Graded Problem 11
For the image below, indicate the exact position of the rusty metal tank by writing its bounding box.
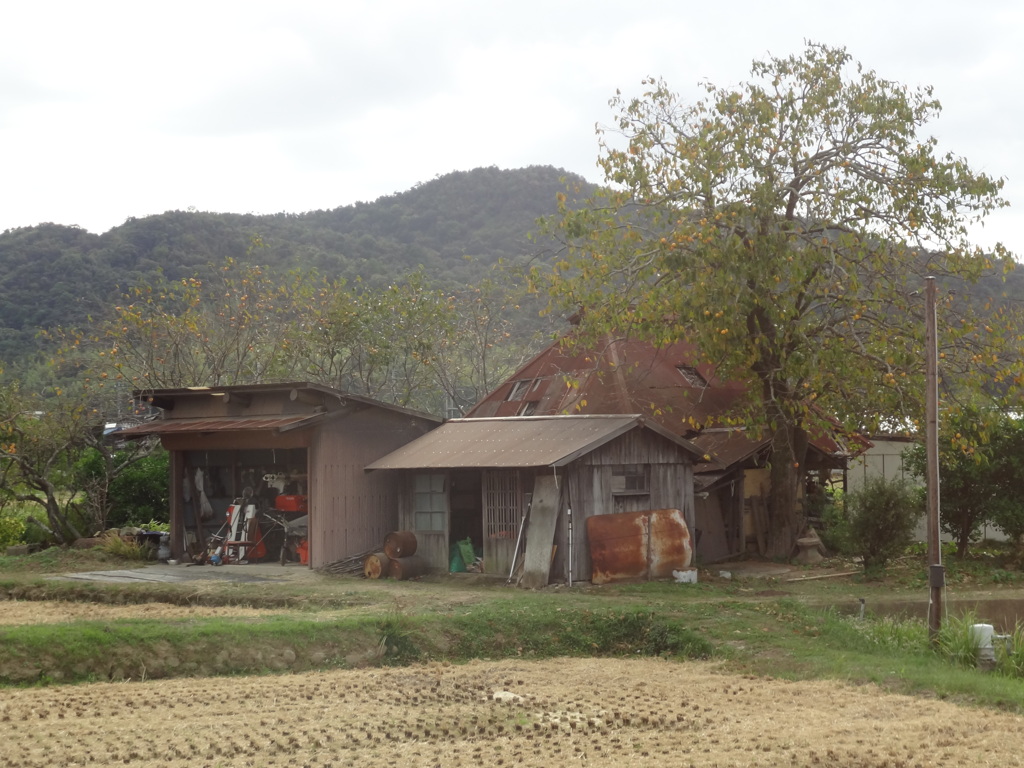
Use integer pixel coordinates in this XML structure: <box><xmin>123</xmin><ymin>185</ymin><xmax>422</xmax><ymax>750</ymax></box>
<box><xmin>383</xmin><ymin>530</ymin><xmax>418</xmax><ymax>559</ymax></box>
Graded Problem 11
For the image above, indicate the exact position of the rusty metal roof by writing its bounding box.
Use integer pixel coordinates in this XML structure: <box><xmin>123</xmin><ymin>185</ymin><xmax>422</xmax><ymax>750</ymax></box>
<box><xmin>115</xmin><ymin>414</ymin><xmax>323</xmax><ymax>437</ymax></box>
<box><xmin>465</xmin><ymin>334</ymin><xmax>866</xmax><ymax>468</ymax></box>
<box><xmin>366</xmin><ymin>414</ymin><xmax>703</xmax><ymax>470</ymax></box>
<box><xmin>690</xmin><ymin>428</ymin><xmax>767</xmax><ymax>472</ymax></box>
<box><xmin>465</xmin><ymin>335</ymin><xmax>745</xmax><ymax>427</ymax></box>
<box><xmin>690</xmin><ymin>426</ymin><xmax>860</xmax><ymax>474</ymax></box>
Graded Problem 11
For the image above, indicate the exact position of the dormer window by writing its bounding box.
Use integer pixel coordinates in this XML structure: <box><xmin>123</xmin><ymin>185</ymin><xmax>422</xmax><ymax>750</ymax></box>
<box><xmin>676</xmin><ymin>365</ymin><xmax>707</xmax><ymax>388</ymax></box>
<box><xmin>507</xmin><ymin>379</ymin><xmax>540</xmax><ymax>401</ymax></box>
<box><xmin>517</xmin><ymin>401</ymin><xmax>538</xmax><ymax>416</ymax></box>
<box><xmin>507</xmin><ymin>380</ymin><xmax>530</xmax><ymax>401</ymax></box>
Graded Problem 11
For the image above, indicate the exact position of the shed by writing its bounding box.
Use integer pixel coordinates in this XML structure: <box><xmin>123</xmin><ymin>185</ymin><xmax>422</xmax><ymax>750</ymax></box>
<box><xmin>116</xmin><ymin>383</ymin><xmax>439</xmax><ymax>568</ymax></box>
<box><xmin>366</xmin><ymin>414</ymin><xmax>704</xmax><ymax>585</ymax></box>
<box><xmin>465</xmin><ymin>331</ymin><xmax>864</xmax><ymax>562</ymax></box>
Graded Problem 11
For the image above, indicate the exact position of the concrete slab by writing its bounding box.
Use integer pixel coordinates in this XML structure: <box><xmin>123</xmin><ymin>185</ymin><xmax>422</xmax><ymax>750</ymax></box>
<box><xmin>54</xmin><ymin>563</ymin><xmax>318</xmax><ymax>585</ymax></box>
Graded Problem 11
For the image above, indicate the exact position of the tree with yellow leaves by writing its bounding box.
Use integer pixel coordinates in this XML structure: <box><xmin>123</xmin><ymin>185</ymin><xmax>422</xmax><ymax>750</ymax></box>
<box><xmin>535</xmin><ymin>43</ymin><xmax>1014</xmax><ymax>557</ymax></box>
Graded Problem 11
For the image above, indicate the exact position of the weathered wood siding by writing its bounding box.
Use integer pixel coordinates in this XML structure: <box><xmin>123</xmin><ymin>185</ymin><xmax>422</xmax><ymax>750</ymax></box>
<box><xmin>482</xmin><ymin>469</ymin><xmax>522</xmax><ymax>576</ymax></box>
<box><xmin>553</xmin><ymin>429</ymin><xmax>695</xmax><ymax>584</ymax></box>
<box><xmin>394</xmin><ymin>469</ymin><xmax>526</xmax><ymax>576</ymax></box>
<box><xmin>310</xmin><ymin>409</ymin><xmax>434</xmax><ymax>569</ymax></box>
<box><xmin>395</xmin><ymin>473</ymin><xmax>450</xmax><ymax>571</ymax></box>
<box><xmin>169</xmin><ymin>450</ymin><xmax>185</xmax><ymax>557</ymax></box>
<box><xmin>694</xmin><ymin>474</ymin><xmax>745</xmax><ymax>563</ymax></box>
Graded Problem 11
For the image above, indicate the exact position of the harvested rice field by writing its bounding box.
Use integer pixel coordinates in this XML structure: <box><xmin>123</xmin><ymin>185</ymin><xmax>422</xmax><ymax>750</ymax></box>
<box><xmin>0</xmin><ymin>600</ymin><xmax>281</xmax><ymax>625</ymax></box>
<box><xmin>2</xmin><ymin>657</ymin><xmax>1022</xmax><ymax>767</ymax></box>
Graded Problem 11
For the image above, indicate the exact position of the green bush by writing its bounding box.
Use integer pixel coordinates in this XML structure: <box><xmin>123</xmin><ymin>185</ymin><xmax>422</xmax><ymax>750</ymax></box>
<box><xmin>937</xmin><ymin>610</ymin><xmax>982</xmax><ymax>669</ymax></box>
<box><xmin>826</xmin><ymin>476</ymin><xmax>923</xmax><ymax>574</ymax></box>
<box><xmin>0</xmin><ymin>509</ymin><xmax>26</xmax><ymax>548</ymax></box>
<box><xmin>74</xmin><ymin>448</ymin><xmax>170</xmax><ymax>528</ymax></box>
<box><xmin>999</xmin><ymin>621</ymin><xmax>1024</xmax><ymax>678</ymax></box>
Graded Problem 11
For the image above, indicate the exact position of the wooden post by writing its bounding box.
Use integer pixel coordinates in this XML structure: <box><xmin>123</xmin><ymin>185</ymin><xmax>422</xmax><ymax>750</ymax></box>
<box><xmin>925</xmin><ymin>277</ymin><xmax>944</xmax><ymax>644</ymax></box>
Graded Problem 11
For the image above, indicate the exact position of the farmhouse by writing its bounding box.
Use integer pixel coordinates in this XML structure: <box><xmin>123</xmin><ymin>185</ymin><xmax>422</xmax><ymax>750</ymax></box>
<box><xmin>465</xmin><ymin>332</ymin><xmax>863</xmax><ymax>562</ymax></box>
<box><xmin>117</xmin><ymin>382</ymin><xmax>439</xmax><ymax>568</ymax></box>
<box><xmin>366</xmin><ymin>414</ymin><xmax>704</xmax><ymax>585</ymax></box>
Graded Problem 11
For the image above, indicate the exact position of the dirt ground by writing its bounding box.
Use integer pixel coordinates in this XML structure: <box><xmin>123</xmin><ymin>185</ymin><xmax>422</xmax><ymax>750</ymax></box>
<box><xmin>2</xmin><ymin>657</ymin><xmax>1022</xmax><ymax>768</ymax></box>
<box><xmin>0</xmin><ymin>600</ymin><xmax>286</xmax><ymax>625</ymax></box>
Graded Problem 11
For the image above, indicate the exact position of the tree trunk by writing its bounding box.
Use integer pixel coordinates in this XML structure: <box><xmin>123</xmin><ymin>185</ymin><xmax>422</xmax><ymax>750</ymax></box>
<box><xmin>765</xmin><ymin>424</ymin><xmax>809</xmax><ymax>559</ymax></box>
<box><xmin>44</xmin><ymin>490</ymin><xmax>83</xmax><ymax>544</ymax></box>
<box><xmin>26</xmin><ymin>516</ymin><xmax>55</xmax><ymax>538</ymax></box>
<box><xmin>956</xmin><ymin>521</ymin><xmax>971</xmax><ymax>559</ymax></box>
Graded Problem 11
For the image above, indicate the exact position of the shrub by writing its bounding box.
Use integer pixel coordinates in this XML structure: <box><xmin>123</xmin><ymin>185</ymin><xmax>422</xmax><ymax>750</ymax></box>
<box><xmin>97</xmin><ymin>532</ymin><xmax>153</xmax><ymax>561</ymax></box>
<box><xmin>827</xmin><ymin>476</ymin><xmax>923</xmax><ymax>574</ymax></box>
<box><xmin>937</xmin><ymin>610</ymin><xmax>982</xmax><ymax>669</ymax></box>
<box><xmin>0</xmin><ymin>509</ymin><xmax>26</xmax><ymax>548</ymax></box>
<box><xmin>74</xmin><ymin>448</ymin><xmax>170</xmax><ymax>529</ymax></box>
<box><xmin>998</xmin><ymin>621</ymin><xmax>1024</xmax><ymax>678</ymax></box>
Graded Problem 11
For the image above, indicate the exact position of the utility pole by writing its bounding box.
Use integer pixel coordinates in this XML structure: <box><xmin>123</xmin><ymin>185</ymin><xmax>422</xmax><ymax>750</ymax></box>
<box><xmin>925</xmin><ymin>276</ymin><xmax>944</xmax><ymax>644</ymax></box>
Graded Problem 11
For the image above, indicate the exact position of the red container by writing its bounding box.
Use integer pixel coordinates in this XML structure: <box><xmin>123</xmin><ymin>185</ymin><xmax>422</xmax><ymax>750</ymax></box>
<box><xmin>275</xmin><ymin>494</ymin><xmax>308</xmax><ymax>512</ymax></box>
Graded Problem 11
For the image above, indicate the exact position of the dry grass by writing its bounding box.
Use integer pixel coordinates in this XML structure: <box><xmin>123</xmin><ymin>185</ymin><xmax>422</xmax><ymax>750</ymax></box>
<box><xmin>2</xmin><ymin>657</ymin><xmax>1023</xmax><ymax>767</ymax></box>
<box><xmin>0</xmin><ymin>599</ymin><xmax>296</xmax><ymax>625</ymax></box>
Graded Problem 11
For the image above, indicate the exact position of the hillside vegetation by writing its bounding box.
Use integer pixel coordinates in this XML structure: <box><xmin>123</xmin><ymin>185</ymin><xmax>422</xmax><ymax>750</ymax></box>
<box><xmin>2</xmin><ymin>163</ymin><xmax>1022</xmax><ymax>390</ymax></box>
<box><xmin>0</xmin><ymin>165</ymin><xmax>594</xmax><ymax>365</ymax></box>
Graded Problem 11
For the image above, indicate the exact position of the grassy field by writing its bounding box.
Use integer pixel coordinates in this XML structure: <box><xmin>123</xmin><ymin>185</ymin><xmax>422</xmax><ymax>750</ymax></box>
<box><xmin>4</xmin><ymin>548</ymin><xmax>1024</xmax><ymax>767</ymax></box>
<box><xmin>1</xmin><ymin>547</ymin><xmax>1024</xmax><ymax>711</ymax></box>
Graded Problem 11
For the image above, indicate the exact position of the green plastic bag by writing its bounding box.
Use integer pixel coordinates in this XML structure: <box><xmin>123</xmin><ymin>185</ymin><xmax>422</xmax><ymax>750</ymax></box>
<box><xmin>457</xmin><ymin>538</ymin><xmax>476</xmax><ymax>568</ymax></box>
<box><xmin>449</xmin><ymin>544</ymin><xmax>466</xmax><ymax>573</ymax></box>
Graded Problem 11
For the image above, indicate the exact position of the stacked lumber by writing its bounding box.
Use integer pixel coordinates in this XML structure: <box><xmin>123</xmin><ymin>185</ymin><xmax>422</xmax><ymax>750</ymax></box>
<box><xmin>316</xmin><ymin>550</ymin><xmax>374</xmax><ymax>576</ymax></box>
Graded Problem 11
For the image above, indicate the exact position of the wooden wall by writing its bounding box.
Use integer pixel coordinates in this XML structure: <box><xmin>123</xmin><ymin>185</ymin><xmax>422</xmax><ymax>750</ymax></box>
<box><xmin>554</xmin><ymin>430</ymin><xmax>695</xmax><ymax>584</ymax></box>
<box><xmin>385</xmin><ymin>429</ymin><xmax>698</xmax><ymax>583</ymax></box>
<box><xmin>694</xmin><ymin>474</ymin><xmax>744</xmax><ymax>564</ymax></box>
<box><xmin>310</xmin><ymin>409</ymin><xmax>435</xmax><ymax>568</ymax></box>
<box><xmin>394</xmin><ymin>473</ymin><xmax>449</xmax><ymax>571</ymax></box>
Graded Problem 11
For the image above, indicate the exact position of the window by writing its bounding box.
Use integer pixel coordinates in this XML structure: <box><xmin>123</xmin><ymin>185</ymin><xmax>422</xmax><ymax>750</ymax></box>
<box><xmin>676</xmin><ymin>365</ymin><xmax>708</xmax><ymax>388</ymax></box>
<box><xmin>611</xmin><ymin>465</ymin><xmax>649</xmax><ymax>495</ymax></box>
<box><xmin>506</xmin><ymin>379</ymin><xmax>532</xmax><ymax>401</ymax></box>
<box><xmin>484</xmin><ymin>470</ymin><xmax>521</xmax><ymax>540</ymax></box>
<box><xmin>413</xmin><ymin>473</ymin><xmax>446</xmax><ymax>532</ymax></box>
<box><xmin>517</xmin><ymin>400</ymin><xmax>538</xmax><ymax>416</ymax></box>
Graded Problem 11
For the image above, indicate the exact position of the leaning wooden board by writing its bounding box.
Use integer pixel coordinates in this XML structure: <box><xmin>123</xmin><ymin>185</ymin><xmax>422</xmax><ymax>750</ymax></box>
<box><xmin>519</xmin><ymin>475</ymin><xmax>561</xmax><ymax>589</ymax></box>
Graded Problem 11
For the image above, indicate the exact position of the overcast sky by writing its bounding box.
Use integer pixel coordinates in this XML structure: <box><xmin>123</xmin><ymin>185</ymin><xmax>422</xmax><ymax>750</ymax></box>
<box><xmin>1</xmin><ymin>1</ymin><xmax>1021</xmax><ymax>256</ymax></box>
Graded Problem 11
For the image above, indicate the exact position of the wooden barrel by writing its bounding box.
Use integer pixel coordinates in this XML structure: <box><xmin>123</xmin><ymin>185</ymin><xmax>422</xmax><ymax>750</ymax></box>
<box><xmin>363</xmin><ymin>552</ymin><xmax>392</xmax><ymax>579</ymax></box>
<box><xmin>383</xmin><ymin>530</ymin><xmax>418</xmax><ymax>559</ymax></box>
<box><xmin>389</xmin><ymin>555</ymin><xmax>428</xmax><ymax>581</ymax></box>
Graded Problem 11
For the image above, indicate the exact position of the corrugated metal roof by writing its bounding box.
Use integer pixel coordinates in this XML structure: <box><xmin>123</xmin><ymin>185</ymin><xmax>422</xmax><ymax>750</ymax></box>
<box><xmin>132</xmin><ymin>382</ymin><xmax>440</xmax><ymax>423</ymax></box>
<box><xmin>115</xmin><ymin>414</ymin><xmax>322</xmax><ymax>437</ymax></box>
<box><xmin>465</xmin><ymin>334</ymin><xmax>866</xmax><ymax>467</ymax></box>
<box><xmin>690</xmin><ymin>429</ymin><xmax>767</xmax><ymax>471</ymax></box>
<box><xmin>465</xmin><ymin>336</ymin><xmax>746</xmax><ymax>428</ymax></box>
<box><xmin>690</xmin><ymin>426</ymin><xmax>860</xmax><ymax>474</ymax></box>
<box><xmin>366</xmin><ymin>414</ymin><xmax>702</xmax><ymax>470</ymax></box>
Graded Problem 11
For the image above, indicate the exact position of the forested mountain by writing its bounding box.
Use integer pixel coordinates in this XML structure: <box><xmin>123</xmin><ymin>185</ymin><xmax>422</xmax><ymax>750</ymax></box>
<box><xmin>0</xmin><ymin>165</ymin><xmax>594</xmax><ymax>365</ymax></box>
<box><xmin>2</xmin><ymin>163</ymin><xmax>1022</xmax><ymax>373</ymax></box>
